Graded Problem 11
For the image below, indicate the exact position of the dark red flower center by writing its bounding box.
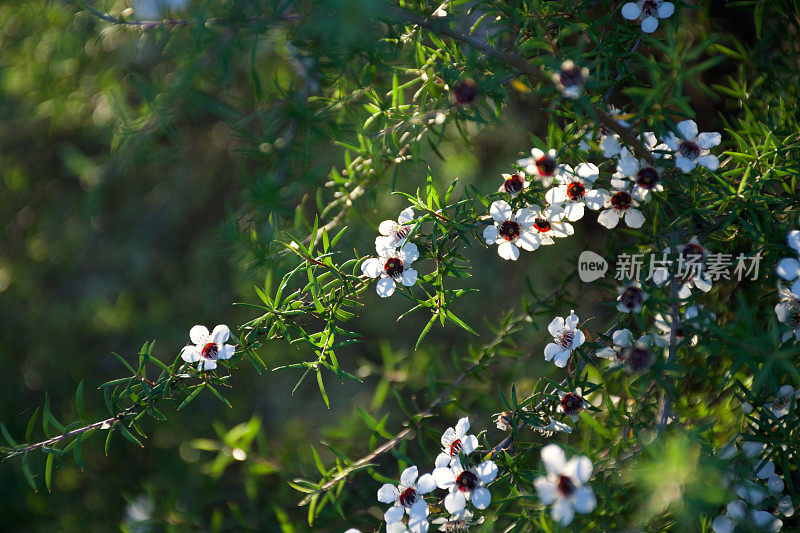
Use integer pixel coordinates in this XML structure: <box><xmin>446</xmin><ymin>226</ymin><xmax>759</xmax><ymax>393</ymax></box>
<box><xmin>558</xmin><ymin>475</ymin><xmax>575</xmax><ymax>496</ymax></box>
<box><xmin>453</xmin><ymin>79</ymin><xmax>478</xmax><ymax>105</ymax></box>
<box><xmin>680</xmin><ymin>243</ymin><xmax>705</xmax><ymax>262</ymax></box>
<box><xmin>503</xmin><ymin>174</ymin><xmax>525</xmax><ymax>194</ymax></box>
<box><xmin>566</xmin><ymin>181</ymin><xmax>586</xmax><ymax>200</ymax></box>
<box><xmin>559</xmin><ymin>66</ymin><xmax>584</xmax><ymax>88</ymax></box>
<box><xmin>398</xmin><ymin>487</ymin><xmax>417</xmax><ymax>507</ymax></box>
<box><xmin>201</xmin><ymin>342</ymin><xmax>218</xmax><ymax>359</ymax></box>
<box><xmin>642</xmin><ymin>0</ymin><xmax>660</xmax><ymax>16</ymax></box>
<box><xmin>455</xmin><ymin>471</ymin><xmax>478</xmax><ymax>492</ymax></box>
<box><xmin>384</xmin><ymin>257</ymin><xmax>404</xmax><ymax>278</ymax></box>
<box><xmin>499</xmin><ymin>220</ymin><xmax>521</xmax><ymax>241</ymax></box>
<box><xmin>536</xmin><ymin>155</ymin><xmax>557</xmax><ymax>177</ymax></box>
<box><xmin>623</xmin><ymin>346</ymin><xmax>654</xmax><ymax>373</ymax></box>
<box><xmin>636</xmin><ymin>167</ymin><xmax>660</xmax><ymax>190</ymax></box>
<box><xmin>534</xmin><ymin>218</ymin><xmax>552</xmax><ymax>232</ymax></box>
<box><xmin>560</xmin><ymin>330</ymin><xmax>575</xmax><ymax>348</ymax></box>
<box><xmin>618</xmin><ymin>285</ymin><xmax>645</xmax><ymax>310</ymax></box>
<box><xmin>449</xmin><ymin>439</ymin><xmax>463</xmax><ymax>456</ymax></box>
<box><xmin>610</xmin><ymin>191</ymin><xmax>632</xmax><ymax>211</ymax></box>
<box><xmin>678</xmin><ymin>140</ymin><xmax>701</xmax><ymax>160</ymax></box>
<box><xmin>560</xmin><ymin>393</ymin><xmax>584</xmax><ymax>415</ymax></box>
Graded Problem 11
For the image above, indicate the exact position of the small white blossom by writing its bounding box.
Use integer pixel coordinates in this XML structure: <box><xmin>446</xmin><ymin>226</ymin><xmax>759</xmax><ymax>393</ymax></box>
<box><xmin>765</xmin><ymin>384</ymin><xmax>800</xmax><ymax>418</ymax></box>
<box><xmin>525</xmin><ymin>203</ymin><xmax>575</xmax><ymax>244</ymax></box>
<box><xmin>579</xmin><ymin>107</ymin><xmax>630</xmax><ymax>158</ymax></box>
<box><xmin>556</xmin><ymin>388</ymin><xmax>589</xmax><ymax>422</ymax></box>
<box><xmin>433</xmin><ymin>458</ymin><xmax>498</xmax><ymax>513</ymax></box>
<box><xmin>597</xmin><ymin>329</ymin><xmax>655</xmax><ymax>373</ymax></box>
<box><xmin>180</xmin><ymin>324</ymin><xmax>235</xmax><ymax>371</ymax></box>
<box><xmin>651</xmin><ymin>238</ymin><xmax>714</xmax><ymax>299</ymax></box>
<box><xmin>616</xmin><ymin>282</ymin><xmax>649</xmax><ymax>313</ymax></box>
<box><xmin>621</xmin><ymin>0</ymin><xmax>675</xmax><ymax>33</ymax></box>
<box><xmin>436</xmin><ymin>417</ymin><xmax>480</xmax><ymax>466</ymax></box>
<box><xmin>612</xmin><ymin>147</ymin><xmax>664</xmax><ymax>201</ymax></box>
<box><xmin>431</xmin><ymin>508</ymin><xmax>484</xmax><ymax>531</ymax></box>
<box><xmin>596</xmin><ymin>186</ymin><xmax>646</xmax><ymax>229</ymax></box>
<box><xmin>787</xmin><ymin>230</ymin><xmax>800</xmax><ymax>254</ymax></box>
<box><xmin>376</xmin><ymin>207</ymin><xmax>416</xmax><ymax>254</ymax></box>
<box><xmin>545</xmin><ymin>163</ymin><xmax>606</xmax><ymax>222</ymax></box>
<box><xmin>482</xmin><ymin>200</ymin><xmax>541</xmax><ymax>261</ymax></box>
<box><xmin>362</xmin><ymin>242</ymin><xmax>420</xmax><ymax>297</ymax></box>
<box><xmin>517</xmin><ymin>148</ymin><xmax>562</xmax><ymax>187</ymax></box>
<box><xmin>662</xmin><ymin>120</ymin><xmax>721</xmax><ymax>172</ymax></box>
<box><xmin>544</xmin><ymin>310</ymin><xmax>585</xmax><ymax>368</ymax></box>
<box><xmin>776</xmin><ymin>256</ymin><xmax>800</xmax><ymax>296</ymax></box>
<box><xmin>552</xmin><ymin>60</ymin><xmax>589</xmax><ymax>99</ymax></box>
<box><xmin>498</xmin><ymin>172</ymin><xmax>530</xmax><ymax>197</ymax></box>
<box><xmin>775</xmin><ymin>285</ymin><xmax>800</xmax><ymax>343</ymax></box>
<box><xmin>377</xmin><ymin>466</ymin><xmax>436</xmax><ymax>528</ymax></box>
<box><xmin>534</xmin><ymin>444</ymin><xmax>596</xmax><ymax>526</ymax></box>
<box><xmin>532</xmin><ymin>415</ymin><xmax>574</xmax><ymax>436</ymax></box>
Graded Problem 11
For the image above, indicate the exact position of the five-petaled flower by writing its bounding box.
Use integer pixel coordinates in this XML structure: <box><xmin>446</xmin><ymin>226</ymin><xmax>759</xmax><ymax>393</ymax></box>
<box><xmin>378</xmin><ymin>466</ymin><xmax>436</xmax><ymax>528</ymax></box>
<box><xmin>617</xmin><ymin>282</ymin><xmax>649</xmax><ymax>313</ymax></box>
<box><xmin>775</xmin><ymin>285</ymin><xmax>800</xmax><ymax>343</ymax></box>
<box><xmin>611</xmin><ymin>147</ymin><xmax>664</xmax><ymax>202</ymax></box>
<box><xmin>436</xmin><ymin>417</ymin><xmax>480</xmax><ymax>467</ymax></box>
<box><xmin>544</xmin><ymin>310</ymin><xmax>585</xmax><ymax>368</ymax></box>
<box><xmin>597</xmin><ymin>185</ymin><xmax>646</xmax><ymax>229</ymax></box>
<box><xmin>525</xmin><ymin>203</ymin><xmax>575</xmax><ymax>244</ymax></box>
<box><xmin>376</xmin><ymin>207</ymin><xmax>416</xmax><ymax>255</ymax></box>
<box><xmin>482</xmin><ymin>200</ymin><xmax>541</xmax><ymax>261</ymax></box>
<box><xmin>534</xmin><ymin>444</ymin><xmax>596</xmax><ymax>526</ymax></box>
<box><xmin>621</xmin><ymin>0</ymin><xmax>675</xmax><ymax>33</ymax></box>
<box><xmin>433</xmin><ymin>458</ymin><xmax>498</xmax><ymax>513</ymax></box>
<box><xmin>362</xmin><ymin>242</ymin><xmax>420</xmax><ymax>297</ymax></box>
<box><xmin>498</xmin><ymin>172</ymin><xmax>530</xmax><ymax>197</ymax></box>
<box><xmin>598</xmin><ymin>329</ymin><xmax>655</xmax><ymax>373</ymax></box>
<box><xmin>517</xmin><ymin>148</ymin><xmax>562</xmax><ymax>187</ymax></box>
<box><xmin>662</xmin><ymin>120</ymin><xmax>721</xmax><ymax>173</ymax></box>
<box><xmin>651</xmin><ymin>238</ymin><xmax>713</xmax><ymax>299</ymax></box>
<box><xmin>180</xmin><ymin>324</ymin><xmax>235</xmax><ymax>371</ymax></box>
<box><xmin>552</xmin><ymin>60</ymin><xmax>589</xmax><ymax>99</ymax></box>
<box><xmin>557</xmin><ymin>388</ymin><xmax>590</xmax><ymax>422</ymax></box>
<box><xmin>545</xmin><ymin>163</ymin><xmax>607</xmax><ymax>222</ymax></box>
<box><xmin>579</xmin><ymin>107</ymin><xmax>630</xmax><ymax>158</ymax></box>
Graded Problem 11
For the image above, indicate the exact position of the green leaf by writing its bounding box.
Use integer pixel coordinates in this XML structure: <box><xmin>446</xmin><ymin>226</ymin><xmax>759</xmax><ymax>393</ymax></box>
<box><xmin>0</xmin><ymin>423</ymin><xmax>17</xmax><ymax>447</ymax></box>
<box><xmin>178</xmin><ymin>384</ymin><xmax>206</xmax><ymax>411</ymax></box>
<box><xmin>75</xmin><ymin>381</ymin><xmax>85</xmax><ymax>421</ymax></box>
<box><xmin>45</xmin><ymin>453</ymin><xmax>54</xmax><ymax>492</ymax></box>
<box><xmin>316</xmin><ymin>369</ymin><xmax>330</xmax><ymax>409</ymax></box>
<box><xmin>22</xmin><ymin>452</ymin><xmax>37</xmax><ymax>491</ymax></box>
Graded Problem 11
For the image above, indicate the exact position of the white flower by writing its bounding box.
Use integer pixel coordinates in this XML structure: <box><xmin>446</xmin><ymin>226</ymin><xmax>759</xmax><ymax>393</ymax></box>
<box><xmin>498</xmin><ymin>172</ymin><xmax>530</xmax><ymax>197</ymax></box>
<box><xmin>788</xmin><ymin>230</ymin><xmax>800</xmax><ymax>254</ymax></box>
<box><xmin>765</xmin><ymin>384</ymin><xmax>800</xmax><ymax>418</ymax></box>
<box><xmin>617</xmin><ymin>282</ymin><xmax>649</xmax><ymax>312</ymax></box>
<box><xmin>611</xmin><ymin>147</ymin><xmax>664</xmax><ymax>201</ymax></box>
<box><xmin>180</xmin><ymin>324</ymin><xmax>235</xmax><ymax>371</ymax></box>
<box><xmin>552</xmin><ymin>60</ymin><xmax>589</xmax><ymax>99</ymax></box>
<box><xmin>557</xmin><ymin>388</ymin><xmax>589</xmax><ymax>422</ymax></box>
<box><xmin>651</xmin><ymin>238</ymin><xmax>714</xmax><ymax>299</ymax></box>
<box><xmin>776</xmin><ymin>255</ymin><xmax>800</xmax><ymax>296</ymax></box>
<box><xmin>430</xmin><ymin>508</ymin><xmax>484</xmax><ymax>531</ymax></box>
<box><xmin>662</xmin><ymin>120</ymin><xmax>721</xmax><ymax>172</ymax></box>
<box><xmin>532</xmin><ymin>415</ymin><xmax>574</xmax><ymax>436</ymax></box>
<box><xmin>545</xmin><ymin>163</ymin><xmax>607</xmax><ymax>222</ymax></box>
<box><xmin>376</xmin><ymin>207</ymin><xmax>416</xmax><ymax>254</ymax></box>
<box><xmin>775</xmin><ymin>285</ymin><xmax>800</xmax><ymax>343</ymax></box>
<box><xmin>579</xmin><ymin>107</ymin><xmax>630</xmax><ymax>158</ymax></box>
<box><xmin>596</xmin><ymin>185</ymin><xmax>645</xmax><ymax>229</ymax></box>
<box><xmin>544</xmin><ymin>310</ymin><xmax>585</xmax><ymax>368</ymax></box>
<box><xmin>377</xmin><ymin>466</ymin><xmax>436</xmax><ymax>526</ymax></box>
<box><xmin>534</xmin><ymin>444</ymin><xmax>596</xmax><ymax>526</ymax></box>
<box><xmin>621</xmin><ymin>0</ymin><xmax>675</xmax><ymax>33</ymax></box>
<box><xmin>362</xmin><ymin>242</ymin><xmax>420</xmax><ymax>297</ymax></box>
<box><xmin>436</xmin><ymin>417</ymin><xmax>480</xmax><ymax>466</ymax></box>
<box><xmin>517</xmin><ymin>148</ymin><xmax>562</xmax><ymax>187</ymax></box>
<box><xmin>482</xmin><ymin>200</ymin><xmax>541</xmax><ymax>261</ymax></box>
<box><xmin>525</xmin><ymin>203</ymin><xmax>575</xmax><ymax>244</ymax></box>
<box><xmin>433</xmin><ymin>458</ymin><xmax>497</xmax><ymax>513</ymax></box>
<box><xmin>597</xmin><ymin>329</ymin><xmax>655</xmax><ymax>373</ymax></box>
<box><xmin>653</xmin><ymin>312</ymin><xmax>686</xmax><ymax>348</ymax></box>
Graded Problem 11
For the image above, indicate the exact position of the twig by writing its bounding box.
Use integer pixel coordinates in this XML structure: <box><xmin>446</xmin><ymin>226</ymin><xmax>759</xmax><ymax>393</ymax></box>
<box><xmin>657</xmin><ymin>276</ymin><xmax>681</xmax><ymax>431</ymax></box>
<box><xmin>79</xmin><ymin>6</ymin><xmax>300</xmax><ymax>29</ymax></box>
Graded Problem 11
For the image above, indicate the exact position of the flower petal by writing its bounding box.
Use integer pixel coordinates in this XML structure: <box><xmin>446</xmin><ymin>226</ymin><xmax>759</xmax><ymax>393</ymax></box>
<box><xmin>180</xmin><ymin>346</ymin><xmax>200</xmax><ymax>363</ymax></box>
<box><xmin>534</xmin><ymin>477</ymin><xmax>558</xmax><ymax>504</ymax></box>
<box><xmin>697</xmin><ymin>131</ymin><xmax>721</xmax><ymax>149</ymax></box>
<box><xmin>516</xmin><ymin>231</ymin><xmax>541</xmax><ymax>251</ymax></box>
<box><xmin>552</xmin><ymin>497</ymin><xmax>575</xmax><ymax>526</ymax></box>
<box><xmin>379</xmin><ymin>220</ymin><xmax>398</xmax><ymax>237</ymax></box>
<box><xmin>544</xmin><ymin>343</ymin><xmax>561</xmax><ymax>362</ymax></box>
<box><xmin>541</xmin><ymin>444</ymin><xmax>566</xmax><ymax>474</ymax></box>
<box><xmin>548</xmin><ymin>316</ymin><xmax>565</xmax><ymax>337</ymax></box>
<box><xmin>584</xmin><ymin>190</ymin><xmax>606</xmax><ymax>211</ymax></box>
<box><xmin>376</xmin><ymin>277</ymin><xmax>396</xmax><ymax>298</ymax></box>
<box><xmin>361</xmin><ymin>258</ymin><xmax>383</xmax><ymax>278</ymax></box>
<box><xmin>497</xmin><ymin>241</ymin><xmax>520</xmax><ymax>261</ymax></box>
<box><xmin>597</xmin><ymin>208</ymin><xmax>620</xmax><ymax>229</ymax></box>
<box><xmin>470</xmin><ymin>487</ymin><xmax>492</xmax><ymax>509</ymax></box>
<box><xmin>378</xmin><ymin>483</ymin><xmax>400</xmax><ymax>503</ymax></box>
<box><xmin>572</xmin><ymin>486</ymin><xmax>596</xmax><ymax>514</ymax></box>
<box><xmin>483</xmin><ymin>224</ymin><xmax>499</xmax><ymax>244</ymax></box>
<box><xmin>455</xmin><ymin>417</ymin><xmax>470</xmax><ymax>437</ymax></box>
<box><xmin>777</xmin><ymin>257</ymin><xmax>800</xmax><ymax>281</ymax></box>
<box><xmin>675</xmin><ymin>156</ymin><xmax>697</xmax><ymax>173</ymax></box>
<box><xmin>398</xmin><ymin>243</ymin><xmax>419</xmax><ymax>265</ymax></box>
<box><xmin>210</xmin><ymin>324</ymin><xmax>230</xmax><ymax>344</ymax></box>
<box><xmin>677</xmin><ymin>120</ymin><xmax>699</xmax><ymax>141</ymax></box>
<box><xmin>553</xmin><ymin>349</ymin><xmax>571</xmax><ymax>368</ymax></box>
<box><xmin>416</xmin><ymin>473</ymin><xmax>436</xmax><ymax>494</ymax></box>
<box><xmin>658</xmin><ymin>2</ymin><xmax>675</xmax><ymax>18</ymax></box>
<box><xmin>189</xmin><ymin>325</ymin><xmax>210</xmax><ymax>345</ymax></box>
<box><xmin>625</xmin><ymin>208</ymin><xmax>646</xmax><ymax>228</ymax></box>
<box><xmin>490</xmin><ymin>200</ymin><xmax>512</xmax><ymax>222</ymax></box>
<box><xmin>398</xmin><ymin>207</ymin><xmax>415</xmax><ymax>224</ymax></box>
<box><xmin>612</xmin><ymin>328</ymin><xmax>634</xmax><ymax>346</ymax></box>
<box><xmin>375</xmin><ymin>235</ymin><xmax>397</xmax><ymax>256</ymax></box>
<box><xmin>641</xmin><ymin>15</ymin><xmax>658</xmax><ymax>33</ymax></box>
<box><xmin>476</xmin><ymin>460</ymin><xmax>498</xmax><ymax>484</ymax></box>
<box><xmin>461</xmin><ymin>434</ymin><xmax>479</xmax><ymax>455</ymax></box>
<box><xmin>218</xmin><ymin>344</ymin><xmax>235</xmax><ymax>360</ymax></box>
<box><xmin>621</xmin><ymin>2</ymin><xmax>640</xmax><ymax>20</ymax></box>
<box><xmin>400</xmin><ymin>466</ymin><xmax>419</xmax><ymax>487</ymax></box>
<box><xmin>564</xmin><ymin>456</ymin><xmax>593</xmax><ymax>485</ymax></box>
<box><xmin>697</xmin><ymin>154</ymin><xmax>720</xmax><ymax>171</ymax></box>
<box><xmin>384</xmin><ymin>505</ymin><xmax>405</xmax><ymax>524</ymax></box>
<box><xmin>563</xmin><ymin>201</ymin><xmax>585</xmax><ymax>222</ymax></box>
<box><xmin>432</xmin><ymin>467</ymin><xmax>456</xmax><ymax>489</ymax></box>
<box><xmin>402</xmin><ymin>268</ymin><xmax>418</xmax><ymax>287</ymax></box>
<box><xmin>444</xmin><ymin>491</ymin><xmax>466</xmax><ymax>514</ymax></box>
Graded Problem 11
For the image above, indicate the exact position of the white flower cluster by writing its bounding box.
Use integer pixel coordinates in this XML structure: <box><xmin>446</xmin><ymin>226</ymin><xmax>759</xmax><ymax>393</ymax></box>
<box><xmin>362</xmin><ymin>208</ymin><xmax>420</xmax><ymax>297</ymax></box>
<box><xmin>775</xmin><ymin>225</ymin><xmax>800</xmax><ymax>342</ymax></box>
<box><xmin>371</xmin><ymin>417</ymin><xmax>497</xmax><ymax>532</ymax></box>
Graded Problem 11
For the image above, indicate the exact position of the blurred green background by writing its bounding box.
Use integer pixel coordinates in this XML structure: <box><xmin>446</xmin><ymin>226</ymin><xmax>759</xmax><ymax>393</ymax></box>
<box><xmin>0</xmin><ymin>0</ymin><xmax>758</xmax><ymax>531</ymax></box>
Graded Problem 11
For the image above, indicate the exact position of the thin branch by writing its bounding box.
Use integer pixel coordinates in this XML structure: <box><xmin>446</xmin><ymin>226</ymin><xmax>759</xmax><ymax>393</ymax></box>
<box><xmin>657</xmin><ymin>276</ymin><xmax>681</xmax><ymax>431</ymax></box>
<box><xmin>79</xmin><ymin>5</ymin><xmax>300</xmax><ymax>29</ymax></box>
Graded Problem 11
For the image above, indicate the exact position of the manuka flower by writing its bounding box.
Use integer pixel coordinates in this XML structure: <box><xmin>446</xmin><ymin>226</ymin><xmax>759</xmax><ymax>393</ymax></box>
<box><xmin>788</xmin><ymin>230</ymin><xmax>800</xmax><ymax>254</ymax></box>
<box><xmin>596</xmin><ymin>185</ymin><xmax>646</xmax><ymax>229</ymax></box>
<box><xmin>662</xmin><ymin>120</ymin><xmax>721</xmax><ymax>172</ymax></box>
<box><xmin>534</xmin><ymin>444</ymin><xmax>596</xmax><ymax>527</ymax></box>
<box><xmin>598</xmin><ymin>329</ymin><xmax>655</xmax><ymax>373</ymax></box>
<box><xmin>765</xmin><ymin>384</ymin><xmax>800</xmax><ymax>419</ymax></box>
<box><xmin>579</xmin><ymin>107</ymin><xmax>630</xmax><ymax>158</ymax></box>
<box><xmin>433</xmin><ymin>458</ymin><xmax>498</xmax><ymax>513</ymax></box>
<box><xmin>545</xmin><ymin>163</ymin><xmax>606</xmax><ymax>222</ymax></box>
<box><xmin>557</xmin><ymin>388</ymin><xmax>590</xmax><ymax>422</ymax></box>
<box><xmin>377</xmin><ymin>466</ymin><xmax>436</xmax><ymax>527</ymax></box>
<box><xmin>616</xmin><ymin>282</ymin><xmax>649</xmax><ymax>313</ymax></box>
<box><xmin>517</xmin><ymin>148</ymin><xmax>562</xmax><ymax>187</ymax></box>
<box><xmin>776</xmin><ymin>257</ymin><xmax>800</xmax><ymax>297</ymax></box>
<box><xmin>376</xmin><ymin>207</ymin><xmax>416</xmax><ymax>254</ymax></box>
<box><xmin>431</xmin><ymin>509</ymin><xmax>484</xmax><ymax>531</ymax></box>
<box><xmin>611</xmin><ymin>147</ymin><xmax>664</xmax><ymax>202</ymax></box>
<box><xmin>552</xmin><ymin>60</ymin><xmax>589</xmax><ymax>99</ymax></box>
<box><xmin>544</xmin><ymin>310</ymin><xmax>585</xmax><ymax>368</ymax></box>
<box><xmin>621</xmin><ymin>0</ymin><xmax>675</xmax><ymax>33</ymax></box>
<box><xmin>482</xmin><ymin>200</ymin><xmax>541</xmax><ymax>261</ymax></box>
<box><xmin>436</xmin><ymin>417</ymin><xmax>480</xmax><ymax>466</ymax></box>
<box><xmin>498</xmin><ymin>172</ymin><xmax>530</xmax><ymax>197</ymax></box>
<box><xmin>533</xmin><ymin>416</ymin><xmax>574</xmax><ymax>436</ymax></box>
<box><xmin>651</xmin><ymin>238</ymin><xmax>713</xmax><ymax>299</ymax></box>
<box><xmin>362</xmin><ymin>242</ymin><xmax>419</xmax><ymax>297</ymax></box>
<box><xmin>180</xmin><ymin>324</ymin><xmax>235</xmax><ymax>371</ymax></box>
<box><xmin>525</xmin><ymin>203</ymin><xmax>575</xmax><ymax>244</ymax></box>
